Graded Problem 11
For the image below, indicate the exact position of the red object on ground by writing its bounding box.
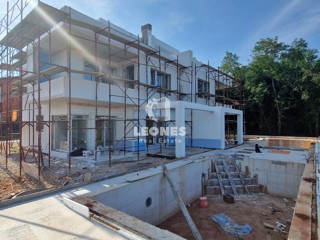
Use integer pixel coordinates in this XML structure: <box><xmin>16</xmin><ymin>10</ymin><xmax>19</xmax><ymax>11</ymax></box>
<box><xmin>199</xmin><ymin>197</ymin><xmax>208</xmax><ymax>208</ymax></box>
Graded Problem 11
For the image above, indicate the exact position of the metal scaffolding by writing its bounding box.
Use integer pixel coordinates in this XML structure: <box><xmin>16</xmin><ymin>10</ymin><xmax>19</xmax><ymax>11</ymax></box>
<box><xmin>0</xmin><ymin>0</ymin><xmax>245</xmax><ymax>180</ymax></box>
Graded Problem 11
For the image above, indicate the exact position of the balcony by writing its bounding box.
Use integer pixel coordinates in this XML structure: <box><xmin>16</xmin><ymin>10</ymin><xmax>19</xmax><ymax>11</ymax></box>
<box><xmin>33</xmin><ymin>76</ymin><xmax>142</xmax><ymax>106</ymax></box>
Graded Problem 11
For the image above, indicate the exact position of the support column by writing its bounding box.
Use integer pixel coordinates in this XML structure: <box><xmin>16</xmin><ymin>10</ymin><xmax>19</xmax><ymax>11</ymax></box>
<box><xmin>88</xmin><ymin>112</ymin><xmax>96</xmax><ymax>150</ymax></box>
<box><xmin>237</xmin><ymin>113</ymin><xmax>244</xmax><ymax>144</ymax></box>
<box><xmin>220</xmin><ymin>108</ymin><xmax>225</xmax><ymax>149</ymax></box>
<box><xmin>175</xmin><ymin>102</ymin><xmax>185</xmax><ymax>158</ymax></box>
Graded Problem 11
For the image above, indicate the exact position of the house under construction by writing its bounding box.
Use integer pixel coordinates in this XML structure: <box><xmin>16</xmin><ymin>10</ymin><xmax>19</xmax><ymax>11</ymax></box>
<box><xmin>0</xmin><ymin>0</ymin><xmax>244</xmax><ymax>176</ymax></box>
<box><xmin>0</xmin><ymin>1</ymin><xmax>319</xmax><ymax>240</ymax></box>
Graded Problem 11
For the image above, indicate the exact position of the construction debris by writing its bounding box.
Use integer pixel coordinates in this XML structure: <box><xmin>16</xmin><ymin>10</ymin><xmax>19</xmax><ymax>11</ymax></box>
<box><xmin>264</xmin><ymin>222</ymin><xmax>282</xmax><ymax>231</ymax></box>
<box><xmin>211</xmin><ymin>212</ymin><xmax>252</xmax><ymax>237</ymax></box>
<box><xmin>159</xmin><ymin>194</ymin><xmax>295</xmax><ymax>239</ymax></box>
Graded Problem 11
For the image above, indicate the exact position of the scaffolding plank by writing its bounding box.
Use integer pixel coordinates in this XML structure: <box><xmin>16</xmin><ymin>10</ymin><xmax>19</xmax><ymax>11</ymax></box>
<box><xmin>23</xmin><ymin>65</ymin><xmax>66</xmax><ymax>82</ymax></box>
<box><xmin>0</xmin><ymin>63</ymin><xmax>18</xmax><ymax>71</ymax></box>
<box><xmin>0</xmin><ymin>2</ymin><xmax>67</xmax><ymax>48</ymax></box>
<box><xmin>11</xmin><ymin>50</ymin><xmax>27</xmax><ymax>60</ymax></box>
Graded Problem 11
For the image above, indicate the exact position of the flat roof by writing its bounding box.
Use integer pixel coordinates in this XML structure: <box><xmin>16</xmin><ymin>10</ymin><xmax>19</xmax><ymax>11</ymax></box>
<box><xmin>0</xmin><ymin>2</ymin><xmax>67</xmax><ymax>49</ymax></box>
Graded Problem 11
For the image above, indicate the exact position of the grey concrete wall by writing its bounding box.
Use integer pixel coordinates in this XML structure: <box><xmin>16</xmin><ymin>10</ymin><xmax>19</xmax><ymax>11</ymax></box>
<box><xmin>237</xmin><ymin>157</ymin><xmax>305</xmax><ymax>198</ymax></box>
<box><xmin>91</xmin><ymin>159</ymin><xmax>211</xmax><ymax>225</ymax></box>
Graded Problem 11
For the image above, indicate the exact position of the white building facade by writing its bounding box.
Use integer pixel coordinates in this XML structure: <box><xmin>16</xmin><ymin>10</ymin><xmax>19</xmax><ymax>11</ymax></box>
<box><xmin>15</xmin><ymin>3</ymin><xmax>243</xmax><ymax>158</ymax></box>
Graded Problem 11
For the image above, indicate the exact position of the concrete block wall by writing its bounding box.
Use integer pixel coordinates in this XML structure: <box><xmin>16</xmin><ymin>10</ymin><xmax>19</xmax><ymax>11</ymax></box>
<box><xmin>91</xmin><ymin>159</ymin><xmax>211</xmax><ymax>225</ymax></box>
<box><xmin>237</xmin><ymin>157</ymin><xmax>305</xmax><ymax>197</ymax></box>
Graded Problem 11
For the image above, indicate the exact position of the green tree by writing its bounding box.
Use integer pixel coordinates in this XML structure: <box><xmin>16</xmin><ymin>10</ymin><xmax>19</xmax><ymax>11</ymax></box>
<box><xmin>246</xmin><ymin>37</ymin><xmax>287</xmax><ymax>135</ymax></box>
<box><xmin>221</xmin><ymin>51</ymin><xmax>240</xmax><ymax>76</ymax></box>
<box><xmin>221</xmin><ymin>38</ymin><xmax>320</xmax><ymax>137</ymax></box>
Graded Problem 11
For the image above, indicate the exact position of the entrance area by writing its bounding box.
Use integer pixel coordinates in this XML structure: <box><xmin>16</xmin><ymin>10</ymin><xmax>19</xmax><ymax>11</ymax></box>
<box><xmin>95</xmin><ymin>118</ymin><xmax>115</xmax><ymax>148</ymax></box>
<box><xmin>52</xmin><ymin>115</ymin><xmax>88</xmax><ymax>151</ymax></box>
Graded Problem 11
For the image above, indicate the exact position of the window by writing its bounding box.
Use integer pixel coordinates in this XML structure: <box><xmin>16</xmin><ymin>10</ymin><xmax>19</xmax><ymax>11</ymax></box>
<box><xmin>84</xmin><ymin>61</ymin><xmax>98</xmax><ymax>81</ymax></box>
<box><xmin>39</xmin><ymin>49</ymin><xmax>50</xmax><ymax>83</ymax></box>
<box><xmin>72</xmin><ymin>116</ymin><xmax>87</xmax><ymax>150</ymax></box>
<box><xmin>125</xmin><ymin>64</ymin><xmax>135</xmax><ymax>89</ymax></box>
<box><xmin>96</xmin><ymin>118</ymin><xmax>114</xmax><ymax>147</ymax></box>
<box><xmin>52</xmin><ymin>115</ymin><xmax>88</xmax><ymax>151</ymax></box>
<box><xmin>52</xmin><ymin>115</ymin><xmax>68</xmax><ymax>151</ymax></box>
<box><xmin>197</xmin><ymin>78</ymin><xmax>209</xmax><ymax>98</ymax></box>
<box><xmin>100</xmin><ymin>64</ymin><xmax>116</xmax><ymax>84</ymax></box>
<box><xmin>151</xmin><ymin>69</ymin><xmax>171</xmax><ymax>90</ymax></box>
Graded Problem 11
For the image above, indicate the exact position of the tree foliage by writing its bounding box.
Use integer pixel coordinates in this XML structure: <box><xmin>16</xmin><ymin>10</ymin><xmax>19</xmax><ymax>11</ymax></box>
<box><xmin>221</xmin><ymin>38</ymin><xmax>320</xmax><ymax>136</ymax></box>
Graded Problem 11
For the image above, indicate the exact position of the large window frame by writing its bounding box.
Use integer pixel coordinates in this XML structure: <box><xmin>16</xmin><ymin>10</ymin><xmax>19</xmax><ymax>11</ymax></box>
<box><xmin>95</xmin><ymin>118</ymin><xmax>115</xmax><ymax>147</ymax></box>
<box><xmin>124</xmin><ymin>64</ymin><xmax>135</xmax><ymax>89</ymax></box>
<box><xmin>151</xmin><ymin>68</ymin><xmax>171</xmax><ymax>90</ymax></box>
<box><xmin>197</xmin><ymin>78</ymin><xmax>209</xmax><ymax>98</ymax></box>
<box><xmin>84</xmin><ymin>60</ymin><xmax>98</xmax><ymax>81</ymax></box>
<box><xmin>52</xmin><ymin>115</ymin><xmax>88</xmax><ymax>152</ymax></box>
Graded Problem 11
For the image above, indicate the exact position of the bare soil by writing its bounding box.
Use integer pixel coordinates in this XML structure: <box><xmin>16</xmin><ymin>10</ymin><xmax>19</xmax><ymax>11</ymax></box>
<box><xmin>0</xmin><ymin>152</ymin><xmax>172</xmax><ymax>201</ymax></box>
<box><xmin>0</xmin><ymin>153</ymin><xmax>44</xmax><ymax>201</ymax></box>
<box><xmin>40</xmin><ymin>155</ymin><xmax>171</xmax><ymax>186</ymax></box>
<box><xmin>158</xmin><ymin>194</ymin><xmax>295</xmax><ymax>240</ymax></box>
<box><xmin>1</xmin><ymin>145</ymin><xmax>211</xmax><ymax>201</ymax></box>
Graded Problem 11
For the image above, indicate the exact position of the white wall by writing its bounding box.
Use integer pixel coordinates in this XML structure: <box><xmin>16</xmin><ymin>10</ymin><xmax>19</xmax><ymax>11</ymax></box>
<box><xmin>89</xmin><ymin>159</ymin><xmax>211</xmax><ymax>225</ymax></box>
<box><xmin>237</xmin><ymin>157</ymin><xmax>305</xmax><ymax>197</ymax></box>
<box><xmin>190</xmin><ymin>110</ymin><xmax>222</xmax><ymax>148</ymax></box>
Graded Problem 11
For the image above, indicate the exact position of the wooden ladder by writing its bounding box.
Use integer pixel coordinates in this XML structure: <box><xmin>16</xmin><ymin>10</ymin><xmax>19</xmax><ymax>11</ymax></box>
<box><xmin>232</xmin><ymin>156</ymin><xmax>250</xmax><ymax>194</ymax></box>
<box><xmin>214</xmin><ymin>160</ymin><xmax>225</xmax><ymax>196</ymax></box>
<box><xmin>221</xmin><ymin>158</ymin><xmax>238</xmax><ymax>195</ymax></box>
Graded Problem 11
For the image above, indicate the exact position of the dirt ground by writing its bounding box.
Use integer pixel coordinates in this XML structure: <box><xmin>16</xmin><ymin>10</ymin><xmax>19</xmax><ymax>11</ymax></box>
<box><xmin>158</xmin><ymin>194</ymin><xmax>295</xmax><ymax>240</ymax></box>
<box><xmin>40</xmin><ymin>155</ymin><xmax>171</xmax><ymax>186</ymax></box>
<box><xmin>0</xmin><ymin>145</ymin><xmax>209</xmax><ymax>201</ymax></box>
<box><xmin>0</xmin><ymin>151</ymin><xmax>172</xmax><ymax>201</ymax></box>
<box><xmin>0</xmin><ymin>153</ymin><xmax>44</xmax><ymax>201</ymax></box>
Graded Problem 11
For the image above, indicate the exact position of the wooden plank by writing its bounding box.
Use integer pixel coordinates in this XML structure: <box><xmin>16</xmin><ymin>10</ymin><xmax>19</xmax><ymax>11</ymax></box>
<box><xmin>232</xmin><ymin>157</ymin><xmax>249</xmax><ymax>194</ymax></box>
<box><xmin>162</xmin><ymin>165</ymin><xmax>203</xmax><ymax>240</ymax></box>
<box><xmin>214</xmin><ymin>160</ymin><xmax>225</xmax><ymax>195</ymax></box>
<box><xmin>75</xmin><ymin>197</ymin><xmax>184</xmax><ymax>240</ymax></box>
<box><xmin>288</xmin><ymin>164</ymin><xmax>313</xmax><ymax>240</ymax></box>
<box><xmin>221</xmin><ymin>159</ymin><xmax>238</xmax><ymax>195</ymax></box>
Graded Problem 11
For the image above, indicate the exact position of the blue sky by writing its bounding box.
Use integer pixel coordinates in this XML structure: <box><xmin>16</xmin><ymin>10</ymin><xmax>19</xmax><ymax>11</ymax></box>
<box><xmin>1</xmin><ymin>0</ymin><xmax>320</xmax><ymax>67</ymax></box>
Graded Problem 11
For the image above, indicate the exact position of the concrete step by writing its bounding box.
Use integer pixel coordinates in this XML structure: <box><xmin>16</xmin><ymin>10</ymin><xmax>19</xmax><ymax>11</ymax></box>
<box><xmin>208</xmin><ymin>159</ymin><xmax>260</xmax><ymax>196</ymax></box>
<box><xmin>246</xmin><ymin>184</ymin><xmax>261</xmax><ymax>193</ymax></box>
<box><xmin>214</xmin><ymin>165</ymin><xmax>224</xmax><ymax>171</ymax></box>
<box><xmin>209</xmin><ymin>171</ymin><xmax>239</xmax><ymax>178</ymax></box>
<box><xmin>216</xmin><ymin>159</ymin><xmax>233</xmax><ymax>165</ymax></box>
<box><xmin>207</xmin><ymin>177</ymin><xmax>257</xmax><ymax>186</ymax></box>
<box><xmin>206</xmin><ymin>184</ymin><xmax>261</xmax><ymax>195</ymax></box>
<box><xmin>213</xmin><ymin>164</ymin><xmax>236</xmax><ymax>172</ymax></box>
<box><xmin>209</xmin><ymin>172</ymin><xmax>216</xmax><ymax>178</ymax></box>
<box><xmin>219</xmin><ymin>165</ymin><xmax>236</xmax><ymax>172</ymax></box>
<box><xmin>206</xmin><ymin>186</ymin><xmax>222</xmax><ymax>195</ymax></box>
